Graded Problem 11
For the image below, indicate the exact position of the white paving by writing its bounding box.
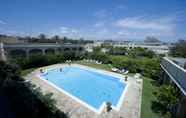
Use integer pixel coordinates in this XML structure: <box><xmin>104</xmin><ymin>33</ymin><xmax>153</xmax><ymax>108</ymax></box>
<box><xmin>25</xmin><ymin>64</ymin><xmax>142</xmax><ymax>118</ymax></box>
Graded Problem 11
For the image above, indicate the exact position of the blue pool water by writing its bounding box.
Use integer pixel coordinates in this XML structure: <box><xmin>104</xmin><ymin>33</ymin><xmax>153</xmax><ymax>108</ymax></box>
<box><xmin>41</xmin><ymin>66</ymin><xmax>126</xmax><ymax>110</ymax></box>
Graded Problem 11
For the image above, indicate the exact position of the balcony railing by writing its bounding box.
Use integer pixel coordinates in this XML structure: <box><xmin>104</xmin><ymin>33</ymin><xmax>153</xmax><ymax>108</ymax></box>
<box><xmin>161</xmin><ymin>57</ymin><xmax>186</xmax><ymax>95</ymax></box>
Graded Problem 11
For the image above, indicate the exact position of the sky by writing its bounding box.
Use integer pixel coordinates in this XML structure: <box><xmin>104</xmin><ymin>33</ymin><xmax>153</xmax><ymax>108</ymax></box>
<box><xmin>0</xmin><ymin>0</ymin><xmax>186</xmax><ymax>42</ymax></box>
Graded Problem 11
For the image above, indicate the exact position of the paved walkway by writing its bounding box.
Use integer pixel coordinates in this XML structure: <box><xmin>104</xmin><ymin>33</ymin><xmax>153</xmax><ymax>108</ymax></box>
<box><xmin>25</xmin><ymin>64</ymin><xmax>142</xmax><ymax>118</ymax></box>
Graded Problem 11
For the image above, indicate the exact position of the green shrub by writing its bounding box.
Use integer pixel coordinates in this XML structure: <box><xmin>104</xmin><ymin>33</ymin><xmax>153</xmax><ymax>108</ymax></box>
<box><xmin>12</xmin><ymin>54</ymin><xmax>65</xmax><ymax>69</ymax></box>
<box><xmin>152</xmin><ymin>85</ymin><xmax>180</xmax><ymax>117</ymax></box>
<box><xmin>0</xmin><ymin>61</ymin><xmax>68</xmax><ymax>118</ymax></box>
<box><xmin>128</xmin><ymin>47</ymin><xmax>155</xmax><ymax>58</ymax></box>
<box><xmin>110</xmin><ymin>56</ymin><xmax>160</xmax><ymax>78</ymax></box>
<box><xmin>86</xmin><ymin>52</ymin><xmax>110</xmax><ymax>64</ymax></box>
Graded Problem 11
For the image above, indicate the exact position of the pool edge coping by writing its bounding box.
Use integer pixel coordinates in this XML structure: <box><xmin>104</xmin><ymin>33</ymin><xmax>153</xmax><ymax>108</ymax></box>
<box><xmin>35</xmin><ymin>64</ymin><xmax>129</xmax><ymax>114</ymax></box>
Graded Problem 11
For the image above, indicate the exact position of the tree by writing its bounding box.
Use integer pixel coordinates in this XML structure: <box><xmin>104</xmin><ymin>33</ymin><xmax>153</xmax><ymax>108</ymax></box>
<box><xmin>128</xmin><ymin>47</ymin><xmax>155</xmax><ymax>58</ymax></box>
<box><xmin>63</xmin><ymin>36</ymin><xmax>68</xmax><ymax>43</ymax></box>
<box><xmin>153</xmin><ymin>85</ymin><xmax>180</xmax><ymax>116</ymax></box>
<box><xmin>108</xmin><ymin>47</ymin><xmax>127</xmax><ymax>55</ymax></box>
<box><xmin>13</xmin><ymin>54</ymin><xmax>66</xmax><ymax>69</ymax></box>
<box><xmin>0</xmin><ymin>61</ymin><xmax>68</xmax><ymax>118</ymax></box>
<box><xmin>145</xmin><ymin>36</ymin><xmax>161</xmax><ymax>43</ymax></box>
<box><xmin>53</xmin><ymin>35</ymin><xmax>60</xmax><ymax>40</ymax></box>
<box><xmin>38</xmin><ymin>33</ymin><xmax>46</xmax><ymax>40</ymax></box>
<box><xmin>0</xmin><ymin>61</ymin><xmax>22</xmax><ymax>88</ymax></box>
<box><xmin>86</xmin><ymin>51</ymin><xmax>110</xmax><ymax>64</ymax></box>
<box><xmin>170</xmin><ymin>39</ymin><xmax>186</xmax><ymax>58</ymax></box>
<box><xmin>110</xmin><ymin>56</ymin><xmax>160</xmax><ymax>78</ymax></box>
<box><xmin>93</xmin><ymin>46</ymin><xmax>102</xmax><ymax>53</ymax></box>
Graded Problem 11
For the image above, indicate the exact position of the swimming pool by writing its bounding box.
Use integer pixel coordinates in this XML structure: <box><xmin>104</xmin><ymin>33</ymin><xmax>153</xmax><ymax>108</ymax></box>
<box><xmin>39</xmin><ymin>65</ymin><xmax>127</xmax><ymax>113</ymax></box>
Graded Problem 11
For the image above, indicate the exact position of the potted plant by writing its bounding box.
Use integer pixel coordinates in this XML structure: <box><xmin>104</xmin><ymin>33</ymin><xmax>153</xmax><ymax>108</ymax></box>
<box><xmin>106</xmin><ymin>102</ymin><xmax>112</xmax><ymax>112</ymax></box>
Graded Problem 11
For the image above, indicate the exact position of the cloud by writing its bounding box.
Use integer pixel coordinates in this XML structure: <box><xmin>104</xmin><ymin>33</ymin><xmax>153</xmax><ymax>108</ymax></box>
<box><xmin>115</xmin><ymin>16</ymin><xmax>173</xmax><ymax>30</ymax></box>
<box><xmin>59</xmin><ymin>26</ymin><xmax>78</xmax><ymax>34</ymax></box>
<box><xmin>0</xmin><ymin>29</ymin><xmax>27</xmax><ymax>36</ymax></box>
<box><xmin>59</xmin><ymin>27</ymin><xmax>69</xmax><ymax>34</ymax></box>
<box><xmin>115</xmin><ymin>5</ymin><xmax>127</xmax><ymax>10</ymax></box>
<box><xmin>94</xmin><ymin>21</ymin><xmax>105</xmax><ymax>27</ymax></box>
<box><xmin>49</xmin><ymin>15</ymin><xmax>177</xmax><ymax>40</ymax></box>
<box><xmin>97</xmin><ymin>28</ymin><xmax>108</xmax><ymax>34</ymax></box>
<box><xmin>117</xmin><ymin>30</ymin><xmax>131</xmax><ymax>36</ymax></box>
<box><xmin>94</xmin><ymin>10</ymin><xmax>111</xmax><ymax>18</ymax></box>
<box><xmin>48</xmin><ymin>26</ymin><xmax>81</xmax><ymax>38</ymax></box>
<box><xmin>112</xmin><ymin>16</ymin><xmax>177</xmax><ymax>40</ymax></box>
<box><xmin>0</xmin><ymin>20</ymin><xmax>6</xmax><ymax>25</ymax></box>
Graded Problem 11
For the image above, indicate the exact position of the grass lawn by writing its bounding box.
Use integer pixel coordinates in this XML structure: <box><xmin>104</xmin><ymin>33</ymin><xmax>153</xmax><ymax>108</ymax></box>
<box><xmin>76</xmin><ymin>60</ymin><xmax>112</xmax><ymax>71</ymax></box>
<box><xmin>141</xmin><ymin>77</ymin><xmax>160</xmax><ymax>118</ymax></box>
<box><xmin>21</xmin><ymin>68</ymin><xmax>36</xmax><ymax>76</ymax></box>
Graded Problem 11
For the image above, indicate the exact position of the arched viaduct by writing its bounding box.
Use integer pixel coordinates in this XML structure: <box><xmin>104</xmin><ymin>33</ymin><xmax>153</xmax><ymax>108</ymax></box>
<box><xmin>3</xmin><ymin>43</ymin><xmax>85</xmax><ymax>58</ymax></box>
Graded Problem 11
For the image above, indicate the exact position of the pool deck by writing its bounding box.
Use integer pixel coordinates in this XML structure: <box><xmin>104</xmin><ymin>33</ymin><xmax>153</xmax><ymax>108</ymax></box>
<box><xmin>25</xmin><ymin>64</ymin><xmax>142</xmax><ymax>118</ymax></box>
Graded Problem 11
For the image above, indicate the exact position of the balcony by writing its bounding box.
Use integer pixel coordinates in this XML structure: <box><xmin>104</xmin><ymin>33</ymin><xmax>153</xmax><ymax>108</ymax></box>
<box><xmin>161</xmin><ymin>57</ymin><xmax>186</xmax><ymax>96</ymax></box>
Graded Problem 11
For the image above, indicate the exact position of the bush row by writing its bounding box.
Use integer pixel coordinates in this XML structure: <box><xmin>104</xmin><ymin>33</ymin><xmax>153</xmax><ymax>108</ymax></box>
<box><xmin>84</xmin><ymin>52</ymin><xmax>160</xmax><ymax>79</ymax></box>
<box><xmin>12</xmin><ymin>52</ymin><xmax>84</xmax><ymax>69</ymax></box>
<box><xmin>12</xmin><ymin>50</ymin><xmax>160</xmax><ymax>79</ymax></box>
<box><xmin>110</xmin><ymin>56</ymin><xmax>160</xmax><ymax>79</ymax></box>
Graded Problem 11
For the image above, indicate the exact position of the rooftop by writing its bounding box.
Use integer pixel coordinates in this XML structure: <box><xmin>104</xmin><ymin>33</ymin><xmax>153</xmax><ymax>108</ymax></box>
<box><xmin>170</xmin><ymin>57</ymin><xmax>186</xmax><ymax>70</ymax></box>
<box><xmin>161</xmin><ymin>57</ymin><xmax>186</xmax><ymax>96</ymax></box>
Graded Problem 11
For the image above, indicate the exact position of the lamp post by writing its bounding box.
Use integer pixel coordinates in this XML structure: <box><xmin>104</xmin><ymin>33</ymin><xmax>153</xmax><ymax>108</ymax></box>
<box><xmin>0</xmin><ymin>42</ymin><xmax>7</xmax><ymax>61</ymax></box>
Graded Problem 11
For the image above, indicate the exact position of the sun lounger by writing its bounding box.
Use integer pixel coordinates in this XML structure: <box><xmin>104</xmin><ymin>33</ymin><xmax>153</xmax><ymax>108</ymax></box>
<box><xmin>123</xmin><ymin>70</ymin><xmax>129</xmax><ymax>74</ymax></box>
<box><xmin>111</xmin><ymin>68</ymin><xmax>119</xmax><ymax>72</ymax></box>
<box><xmin>134</xmin><ymin>73</ymin><xmax>141</xmax><ymax>79</ymax></box>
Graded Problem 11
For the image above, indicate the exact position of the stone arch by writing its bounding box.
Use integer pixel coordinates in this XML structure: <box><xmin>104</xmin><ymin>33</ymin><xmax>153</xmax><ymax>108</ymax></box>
<box><xmin>9</xmin><ymin>49</ymin><xmax>26</xmax><ymax>58</ymax></box>
<box><xmin>64</xmin><ymin>48</ymin><xmax>70</xmax><ymax>51</ymax></box>
<box><xmin>29</xmin><ymin>49</ymin><xmax>43</xmax><ymax>56</ymax></box>
<box><xmin>79</xmin><ymin>47</ymin><xmax>83</xmax><ymax>51</ymax></box>
<box><xmin>72</xmin><ymin>47</ymin><xmax>77</xmax><ymax>51</ymax></box>
<box><xmin>45</xmin><ymin>48</ymin><xmax>55</xmax><ymax>54</ymax></box>
<box><xmin>57</xmin><ymin>48</ymin><xmax>62</xmax><ymax>52</ymax></box>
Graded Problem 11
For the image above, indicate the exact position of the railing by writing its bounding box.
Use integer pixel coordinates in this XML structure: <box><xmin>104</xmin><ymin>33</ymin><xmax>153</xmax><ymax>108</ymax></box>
<box><xmin>161</xmin><ymin>57</ymin><xmax>186</xmax><ymax>95</ymax></box>
<box><xmin>4</xmin><ymin>43</ymin><xmax>85</xmax><ymax>49</ymax></box>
